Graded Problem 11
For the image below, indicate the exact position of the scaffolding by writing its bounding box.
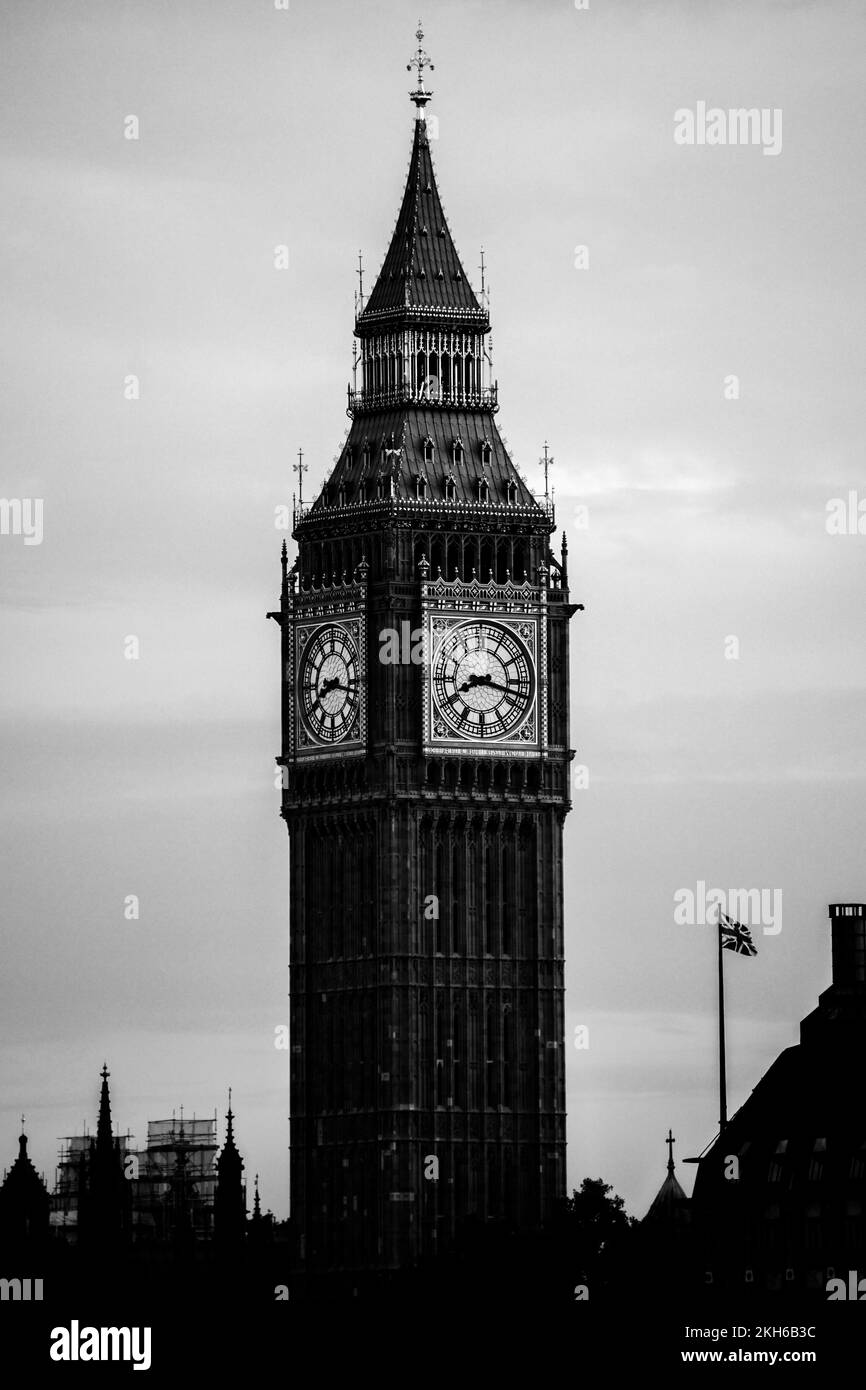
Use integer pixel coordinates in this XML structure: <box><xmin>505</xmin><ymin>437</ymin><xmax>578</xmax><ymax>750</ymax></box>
<box><xmin>51</xmin><ymin>1113</ymin><xmax>218</xmax><ymax>1246</ymax></box>
<box><xmin>134</xmin><ymin>1116</ymin><xmax>217</xmax><ymax>1245</ymax></box>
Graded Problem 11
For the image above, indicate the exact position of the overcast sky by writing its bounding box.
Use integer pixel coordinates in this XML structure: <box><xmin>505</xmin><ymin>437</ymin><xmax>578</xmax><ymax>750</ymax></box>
<box><xmin>1</xmin><ymin>0</ymin><xmax>864</xmax><ymax>1220</ymax></box>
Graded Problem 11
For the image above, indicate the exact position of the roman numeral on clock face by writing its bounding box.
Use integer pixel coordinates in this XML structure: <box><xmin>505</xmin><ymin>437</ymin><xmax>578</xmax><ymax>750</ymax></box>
<box><xmin>432</xmin><ymin>620</ymin><xmax>535</xmax><ymax>743</ymax></box>
<box><xmin>299</xmin><ymin>623</ymin><xmax>361</xmax><ymax>745</ymax></box>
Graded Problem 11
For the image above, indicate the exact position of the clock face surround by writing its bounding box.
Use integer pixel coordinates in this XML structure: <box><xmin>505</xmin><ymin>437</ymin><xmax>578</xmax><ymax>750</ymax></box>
<box><xmin>298</xmin><ymin>622</ymin><xmax>361</xmax><ymax>745</ymax></box>
<box><xmin>431</xmin><ymin>619</ymin><xmax>535</xmax><ymax>742</ymax></box>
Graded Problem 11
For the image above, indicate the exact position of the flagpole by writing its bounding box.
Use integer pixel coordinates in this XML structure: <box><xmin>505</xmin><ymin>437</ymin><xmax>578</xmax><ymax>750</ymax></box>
<box><xmin>718</xmin><ymin>911</ymin><xmax>727</xmax><ymax>1136</ymax></box>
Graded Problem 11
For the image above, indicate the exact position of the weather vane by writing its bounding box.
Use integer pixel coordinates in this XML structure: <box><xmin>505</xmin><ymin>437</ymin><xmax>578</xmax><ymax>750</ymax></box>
<box><xmin>293</xmin><ymin>448</ymin><xmax>308</xmax><ymax>508</ymax></box>
<box><xmin>407</xmin><ymin>20</ymin><xmax>434</xmax><ymax>112</ymax></box>
<box><xmin>539</xmin><ymin>441</ymin><xmax>555</xmax><ymax>501</ymax></box>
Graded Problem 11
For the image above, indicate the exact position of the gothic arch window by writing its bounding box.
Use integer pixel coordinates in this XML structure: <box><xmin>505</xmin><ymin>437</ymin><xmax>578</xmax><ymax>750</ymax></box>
<box><xmin>481</xmin><ymin>439</ymin><xmax>492</xmax><ymax>466</ymax></box>
<box><xmin>452</xmin><ymin>438</ymin><xmax>464</xmax><ymax>467</ymax></box>
<box><xmin>506</xmin><ymin>479</ymin><xmax>517</xmax><ymax>504</ymax></box>
<box><xmin>476</xmin><ymin>477</ymin><xmax>489</xmax><ymax>503</ymax></box>
<box><xmin>453</xmin><ymin>354</ymin><xmax>463</xmax><ymax>398</ymax></box>
<box><xmin>451</xmin><ymin>839</ymin><xmax>464</xmax><ymax>953</ymax></box>
<box><xmin>423</xmin><ymin>436</ymin><xmax>435</xmax><ymax>466</ymax></box>
<box><xmin>513</xmin><ymin>541</ymin><xmax>526</xmax><ymax>581</ymax></box>
<box><xmin>468</xmin><ymin>995</ymin><xmax>480</xmax><ymax>1110</ymax></box>
<box><xmin>431</xmin><ymin>537</ymin><xmax>445</xmax><ymax>578</ymax></box>
<box><xmin>414</xmin><ymin>475</ymin><xmax>427</xmax><ymax>500</ymax></box>
<box><xmin>502</xmin><ymin>1006</ymin><xmax>513</xmax><ymax>1104</ymax></box>
<box><xmin>435</xmin><ymin>991</ymin><xmax>446</xmax><ymax>1107</ymax></box>
<box><xmin>452</xmin><ymin>1002</ymin><xmax>464</xmax><ymax>1107</ymax></box>
<box><xmin>447</xmin><ymin>536</ymin><xmax>460</xmax><ymax>580</ymax></box>
<box><xmin>481</xmin><ymin>539</ymin><xmax>494</xmax><ymax>582</ymax></box>
<box><xmin>444</xmin><ymin>475</ymin><xmax>456</xmax><ymax>503</ymax></box>
<box><xmin>435</xmin><ymin>840</ymin><xmax>447</xmax><ymax>954</ymax></box>
<box><xmin>502</xmin><ymin>836</ymin><xmax>515</xmax><ymax>955</ymax></box>
<box><xmin>419</xmin><ymin>994</ymin><xmax>431</xmax><ymax>1110</ymax></box>
<box><xmin>486</xmin><ymin>1001</ymin><xmax>498</xmax><ymax>1108</ymax></box>
<box><xmin>485</xmin><ymin>841</ymin><xmax>498</xmax><ymax>955</ymax></box>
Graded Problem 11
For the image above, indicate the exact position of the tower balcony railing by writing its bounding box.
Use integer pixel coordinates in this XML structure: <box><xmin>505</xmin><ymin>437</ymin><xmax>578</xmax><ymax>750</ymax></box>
<box><xmin>347</xmin><ymin>383</ymin><xmax>498</xmax><ymax>416</ymax></box>
<box><xmin>293</xmin><ymin>490</ymin><xmax>555</xmax><ymax>531</ymax></box>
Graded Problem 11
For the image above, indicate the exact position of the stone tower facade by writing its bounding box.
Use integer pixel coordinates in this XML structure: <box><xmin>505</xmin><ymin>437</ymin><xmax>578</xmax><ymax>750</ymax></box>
<box><xmin>272</xmin><ymin>29</ymin><xmax>578</xmax><ymax>1279</ymax></box>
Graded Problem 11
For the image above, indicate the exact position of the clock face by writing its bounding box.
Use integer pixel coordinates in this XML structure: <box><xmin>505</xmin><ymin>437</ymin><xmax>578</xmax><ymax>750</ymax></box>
<box><xmin>298</xmin><ymin>623</ymin><xmax>360</xmax><ymax>744</ymax></box>
<box><xmin>431</xmin><ymin>620</ymin><xmax>535</xmax><ymax>741</ymax></box>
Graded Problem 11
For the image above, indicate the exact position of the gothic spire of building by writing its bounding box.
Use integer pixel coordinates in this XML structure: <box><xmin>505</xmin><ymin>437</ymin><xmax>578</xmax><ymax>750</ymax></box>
<box><xmin>81</xmin><ymin>1064</ymin><xmax>130</xmax><ymax>1253</ymax></box>
<box><xmin>359</xmin><ymin>110</ymin><xmax>484</xmax><ymax>322</ymax></box>
<box><xmin>302</xmin><ymin>26</ymin><xmax>547</xmax><ymax>525</ymax></box>
<box><xmin>214</xmin><ymin>1090</ymin><xmax>246</xmax><ymax>1249</ymax></box>
<box><xmin>95</xmin><ymin>1063</ymin><xmax>113</xmax><ymax>1158</ymax></box>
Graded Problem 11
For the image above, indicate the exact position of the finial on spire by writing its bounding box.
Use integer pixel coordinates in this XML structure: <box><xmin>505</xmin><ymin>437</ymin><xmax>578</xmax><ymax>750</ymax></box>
<box><xmin>407</xmin><ymin>20</ymin><xmax>434</xmax><ymax>115</ymax></box>
<box><xmin>293</xmin><ymin>448</ymin><xmax>308</xmax><ymax>508</ymax></box>
<box><xmin>539</xmin><ymin>441</ymin><xmax>554</xmax><ymax>501</ymax></box>
<box><xmin>666</xmin><ymin>1128</ymin><xmax>676</xmax><ymax>1175</ymax></box>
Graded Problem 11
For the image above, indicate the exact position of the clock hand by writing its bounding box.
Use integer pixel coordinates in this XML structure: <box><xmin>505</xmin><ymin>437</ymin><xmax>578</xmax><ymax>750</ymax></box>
<box><xmin>459</xmin><ymin>673</ymin><xmax>511</xmax><ymax>695</ymax></box>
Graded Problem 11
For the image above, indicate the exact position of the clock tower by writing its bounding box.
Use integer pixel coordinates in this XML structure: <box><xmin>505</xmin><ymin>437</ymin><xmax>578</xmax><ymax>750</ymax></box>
<box><xmin>272</xmin><ymin>26</ymin><xmax>579</xmax><ymax>1283</ymax></box>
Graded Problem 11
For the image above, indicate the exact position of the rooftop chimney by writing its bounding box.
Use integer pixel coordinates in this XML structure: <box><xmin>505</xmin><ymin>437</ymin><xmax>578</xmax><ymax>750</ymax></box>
<box><xmin>828</xmin><ymin>903</ymin><xmax>866</xmax><ymax>990</ymax></box>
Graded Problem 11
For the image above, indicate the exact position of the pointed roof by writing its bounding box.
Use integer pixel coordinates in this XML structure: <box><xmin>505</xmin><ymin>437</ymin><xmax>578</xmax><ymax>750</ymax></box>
<box><xmin>217</xmin><ymin>1090</ymin><xmax>244</xmax><ymax>1178</ymax></box>
<box><xmin>358</xmin><ymin>117</ymin><xmax>486</xmax><ymax>325</ymax></box>
<box><xmin>94</xmin><ymin>1064</ymin><xmax>114</xmax><ymax>1154</ymax></box>
<box><xmin>0</xmin><ymin>1132</ymin><xmax>50</xmax><ymax>1202</ymax></box>
<box><xmin>644</xmin><ymin>1130</ymin><xmax>690</xmax><ymax>1224</ymax></box>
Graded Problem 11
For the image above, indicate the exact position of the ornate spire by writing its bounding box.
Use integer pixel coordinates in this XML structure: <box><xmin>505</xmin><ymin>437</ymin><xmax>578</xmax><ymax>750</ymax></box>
<box><xmin>407</xmin><ymin>20</ymin><xmax>434</xmax><ymax>114</ymax></box>
<box><xmin>357</xmin><ymin>115</ymin><xmax>484</xmax><ymax>323</ymax></box>
<box><xmin>666</xmin><ymin>1128</ymin><xmax>676</xmax><ymax>1176</ymax></box>
<box><xmin>95</xmin><ymin>1063</ymin><xmax>113</xmax><ymax>1154</ymax></box>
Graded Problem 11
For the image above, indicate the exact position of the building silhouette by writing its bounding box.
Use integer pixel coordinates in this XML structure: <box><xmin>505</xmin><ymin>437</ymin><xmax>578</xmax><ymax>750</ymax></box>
<box><xmin>272</xmin><ymin>27</ymin><xmax>578</xmax><ymax>1279</ymax></box>
<box><xmin>47</xmin><ymin>1068</ymin><xmax>254</xmax><ymax>1255</ymax></box>
<box><xmin>692</xmin><ymin>903</ymin><xmax>866</xmax><ymax>1297</ymax></box>
<box><xmin>0</xmin><ymin>1128</ymin><xmax>51</xmax><ymax>1256</ymax></box>
<box><xmin>76</xmin><ymin>1065</ymin><xmax>131</xmax><ymax>1253</ymax></box>
<box><xmin>214</xmin><ymin>1095</ymin><xmax>247</xmax><ymax>1251</ymax></box>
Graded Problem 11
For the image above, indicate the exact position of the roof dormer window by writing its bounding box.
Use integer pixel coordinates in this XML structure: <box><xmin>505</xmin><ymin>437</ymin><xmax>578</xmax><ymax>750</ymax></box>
<box><xmin>477</xmin><ymin>477</ymin><xmax>489</xmax><ymax>503</ymax></box>
<box><xmin>506</xmin><ymin>480</ymin><xmax>517</xmax><ymax>504</ymax></box>
<box><xmin>452</xmin><ymin>438</ymin><xmax>464</xmax><ymax>466</ymax></box>
<box><xmin>423</xmin><ymin>437</ymin><xmax>435</xmax><ymax>465</ymax></box>
<box><xmin>415</xmin><ymin>475</ymin><xmax>428</xmax><ymax>500</ymax></box>
<box><xmin>444</xmin><ymin>475</ymin><xmax>457</xmax><ymax>502</ymax></box>
<box><xmin>481</xmin><ymin>439</ymin><xmax>492</xmax><ymax>466</ymax></box>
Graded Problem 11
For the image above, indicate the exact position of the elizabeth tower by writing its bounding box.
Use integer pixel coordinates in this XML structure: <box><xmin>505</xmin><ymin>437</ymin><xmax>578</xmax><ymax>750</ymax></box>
<box><xmin>273</xmin><ymin>29</ymin><xmax>578</xmax><ymax>1280</ymax></box>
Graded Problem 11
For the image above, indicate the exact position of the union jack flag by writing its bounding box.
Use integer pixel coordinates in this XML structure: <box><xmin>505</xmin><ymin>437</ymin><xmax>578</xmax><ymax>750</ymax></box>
<box><xmin>720</xmin><ymin>912</ymin><xmax>757</xmax><ymax>956</ymax></box>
